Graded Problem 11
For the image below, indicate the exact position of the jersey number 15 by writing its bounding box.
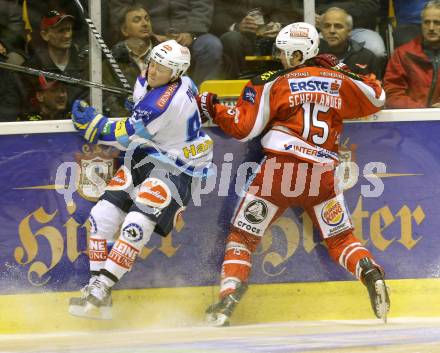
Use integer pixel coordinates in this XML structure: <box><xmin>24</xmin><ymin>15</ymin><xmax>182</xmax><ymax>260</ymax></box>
<box><xmin>301</xmin><ymin>103</ymin><xmax>330</xmax><ymax>145</ymax></box>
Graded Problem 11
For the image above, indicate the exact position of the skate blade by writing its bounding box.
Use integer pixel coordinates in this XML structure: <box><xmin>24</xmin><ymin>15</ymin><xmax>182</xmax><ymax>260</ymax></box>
<box><xmin>68</xmin><ymin>303</ymin><xmax>112</xmax><ymax>320</ymax></box>
<box><xmin>375</xmin><ymin>280</ymin><xmax>390</xmax><ymax>323</ymax></box>
<box><xmin>205</xmin><ymin>313</ymin><xmax>229</xmax><ymax>327</ymax></box>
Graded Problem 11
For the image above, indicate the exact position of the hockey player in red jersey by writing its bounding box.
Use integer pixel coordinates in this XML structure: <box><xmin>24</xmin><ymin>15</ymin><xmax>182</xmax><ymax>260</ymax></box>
<box><xmin>197</xmin><ymin>22</ymin><xmax>390</xmax><ymax>326</ymax></box>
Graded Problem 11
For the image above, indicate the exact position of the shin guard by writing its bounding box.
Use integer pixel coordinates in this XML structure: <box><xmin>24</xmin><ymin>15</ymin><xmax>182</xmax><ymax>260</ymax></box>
<box><xmin>103</xmin><ymin>211</ymin><xmax>155</xmax><ymax>283</ymax></box>
<box><xmin>220</xmin><ymin>229</ymin><xmax>260</xmax><ymax>297</ymax></box>
<box><xmin>88</xmin><ymin>200</ymin><xmax>126</xmax><ymax>273</ymax></box>
<box><xmin>325</xmin><ymin>231</ymin><xmax>373</xmax><ymax>279</ymax></box>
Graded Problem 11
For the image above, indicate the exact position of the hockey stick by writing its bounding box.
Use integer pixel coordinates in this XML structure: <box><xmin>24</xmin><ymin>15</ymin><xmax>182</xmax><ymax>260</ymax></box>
<box><xmin>0</xmin><ymin>61</ymin><xmax>131</xmax><ymax>96</ymax></box>
<box><xmin>72</xmin><ymin>0</ymin><xmax>132</xmax><ymax>91</ymax></box>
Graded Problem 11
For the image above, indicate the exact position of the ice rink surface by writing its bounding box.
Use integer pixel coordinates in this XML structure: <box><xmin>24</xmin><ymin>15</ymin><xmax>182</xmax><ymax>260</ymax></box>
<box><xmin>1</xmin><ymin>318</ymin><xmax>440</xmax><ymax>353</ymax></box>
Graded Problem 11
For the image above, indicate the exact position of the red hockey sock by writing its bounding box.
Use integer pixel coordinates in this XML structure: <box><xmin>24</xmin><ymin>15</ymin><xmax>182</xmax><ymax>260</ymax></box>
<box><xmin>219</xmin><ymin>229</ymin><xmax>260</xmax><ymax>297</ymax></box>
<box><xmin>325</xmin><ymin>232</ymin><xmax>373</xmax><ymax>279</ymax></box>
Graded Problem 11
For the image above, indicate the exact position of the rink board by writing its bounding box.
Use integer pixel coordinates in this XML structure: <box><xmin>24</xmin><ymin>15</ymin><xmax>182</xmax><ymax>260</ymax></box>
<box><xmin>1</xmin><ymin>278</ymin><xmax>440</xmax><ymax>334</ymax></box>
<box><xmin>0</xmin><ymin>115</ymin><xmax>440</xmax><ymax>332</ymax></box>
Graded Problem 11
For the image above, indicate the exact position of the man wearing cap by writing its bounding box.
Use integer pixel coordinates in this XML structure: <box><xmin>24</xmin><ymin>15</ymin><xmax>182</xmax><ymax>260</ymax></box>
<box><xmin>25</xmin><ymin>10</ymin><xmax>88</xmax><ymax>108</ymax></box>
<box><xmin>19</xmin><ymin>75</ymin><xmax>68</xmax><ymax>121</ymax></box>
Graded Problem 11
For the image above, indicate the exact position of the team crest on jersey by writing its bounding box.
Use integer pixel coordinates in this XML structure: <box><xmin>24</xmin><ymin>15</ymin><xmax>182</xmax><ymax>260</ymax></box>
<box><xmin>132</xmin><ymin>109</ymin><xmax>153</xmax><ymax>122</ymax></box>
<box><xmin>244</xmin><ymin>200</ymin><xmax>268</xmax><ymax>224</ymax></box>
<box><xmin>243</xmin><ymin>87</ymin><xmax>256</xmax><ymax>104</ymax></box>
<box><xmin>122</xmin><ymin>223</ymin><xmax>144</xmax><ymax>242</ymax></box>
<box><xmin>321</xmin><ymin>199</ymin><xmax>345</xmax><ymax>226</ymax></box>
<box><xmin>75</xmin><ymin>145</ymin><xmax>119</xmax><ymax>201</ymax></box>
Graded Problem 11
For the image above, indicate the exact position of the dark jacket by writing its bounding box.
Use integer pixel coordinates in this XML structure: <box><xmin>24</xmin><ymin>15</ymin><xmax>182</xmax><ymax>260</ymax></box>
<box><xmin>319</xmin><ymin>39</ymin><xmax>385</xmax><ymax>78</ymax></box>
<box><xmin>111</xmin><ymin>38</ymin><xmax>158</xmax><ymax>86</ymax></box>
<box><xmin>0</xmin><ymin>0</ymin><xmax>25</xmax><ymax>55</ymax></box>
<box><xmin>210</xmin><ymin>0</ymin><xmax>302</xmax><ymax>37</ymax></box>
<box><xmin>384</xmin><ymin>37</ymin><xmax>440</xmax><ymax>108</ymax></box>
<box><xmin>25</xmin><ymin>45</ymin><xmax>88</xmax><ymax>106</ymax></box>
<box><xmin>108</xmin><ymin>0</ymin><xmax>214</xmax><ymax>35</ymax></box>
<box><xmin>0</xmin><ymin>53</ymin><xmax>26</xmax><ymax>121</ymax></box>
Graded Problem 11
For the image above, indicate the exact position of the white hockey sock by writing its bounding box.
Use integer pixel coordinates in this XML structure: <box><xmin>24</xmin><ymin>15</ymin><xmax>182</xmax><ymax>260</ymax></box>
<box><xmin>88</xmin><ymin>200</ymin><xmax>126</xmax><ymax>273</ymax></box>
<box><xmin>103</xmin><ymin>211</ymin><xmax>155</xmax><ymax>282</ymax></box>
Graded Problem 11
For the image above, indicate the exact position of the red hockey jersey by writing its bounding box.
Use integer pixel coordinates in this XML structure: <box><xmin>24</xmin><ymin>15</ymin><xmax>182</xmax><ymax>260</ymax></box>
<box><xmin>212</xmin><ymin>66</ymin><xmax>385</xmax><ymax>164</ymax></box>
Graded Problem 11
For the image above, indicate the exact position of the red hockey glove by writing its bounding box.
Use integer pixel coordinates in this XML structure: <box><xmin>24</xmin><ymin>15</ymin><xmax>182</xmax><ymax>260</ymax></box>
<box><xmin>333</xmin><ymin>62</ymin><xmax>363</xmax><ymax>81</ymax></box>
<box><xmin>196</xmin><ymin>92</ymin><xmax>218</xmax><ymax>123</ymax></box>
<box><xmin>311</xmin><ymin>53</ymin><xmax>339</xmax><ymax>68</ymax></box>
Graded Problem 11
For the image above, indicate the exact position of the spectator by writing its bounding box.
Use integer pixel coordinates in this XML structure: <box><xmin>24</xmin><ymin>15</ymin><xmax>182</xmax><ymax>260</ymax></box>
<box><xmin>384</xmin><ymin>1</ymin><xmax>440</xmax><ymax>108</ymax></box>
<box><xmin>319</xmin><ymin>7</ymin><xmax>385</xmax><ymax>78</ymax></box>
<box><xmin>23</xmin><ymin>1</ymin><xmax>89</xmax><ymax>52</ymax></box>
<box><xmin>392</xmin><ymin>0</ymin><xmax>429</xmax><ymax>48</ymax></box>
<box><xmin>0</xmin><ymin>51</ymin><xmax>26</xmax><ymax>121</ymax></box>
<box><xmin>107</xmin><ymin>0</ymin><xmax>222</xmax><ymax>86</ymax></box>
<box><xmin>104</xmin><ymin>4</ymin><xmax>159</xmax><ymax>116</ymax></box>
<box><xmin>314</xmin><ymin>0</ymin><xmax>386</xmax><ymax>58</ymax></box>
<box><xmin>211</xmin><ymin>1</ymin><xmax>300</xmax><ymax>79</ymax></box>
<box><xmin>111</xmin><ymin>4</ymin><xmax>158</xmax><ymax>86</ymax></box>
<box><xmin>19</xmin><ymin>75</ymin><xmax>68</xmax><ymax>121</ymax></box>
<box><xmin>25</xmin><ymin>10</ymin><xmax>88</xmax><ymax>108</ymax></box>
<box><xmin>0</xmin><ymin>0</ymin><xmax>26</xmax><ymax>64</ymax></box>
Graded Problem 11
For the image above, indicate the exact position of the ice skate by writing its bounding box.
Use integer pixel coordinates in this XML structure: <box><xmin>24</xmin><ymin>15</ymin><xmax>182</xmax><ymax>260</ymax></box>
<box><xmin>360</xmin><ymin>258</ymin><xmax>390</xmax><ymax>323</ymax></box>
<box><xmin>68</xmin><ymin>278</ymin><xmax>112</xmax><ymax>320</ymax></box>
<box><xmin>205</xmin><ymin>283</ymin><xmax>248</xmax><ymax>327</ymax></box>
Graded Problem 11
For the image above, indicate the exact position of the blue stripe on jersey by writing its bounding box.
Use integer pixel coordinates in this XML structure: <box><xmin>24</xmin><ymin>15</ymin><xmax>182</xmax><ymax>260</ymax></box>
<box><xmin>133</xmin><ymin>79</ymin><xmax>182</xmax><ymax>126</ymax></box>
<box><xmin>137</xmin><ymin>75</ymin><xmax>147</xmax><ymax>87</ymax></box>
<box><xmin>116</xmin><ymin>132</ymin><xmax>130</xmax><ymax>147</ymax></box>
<box><xmin>99</xmin><ymin>80</ymin><xmax>183</xmax><ymax>146</ymax></box>
<box><xmin>187</xmin><ymin>77</ymin><xmax>199</xmax><ymax>95</ymax></box>
<box><xmin>131</xmin><ymin>118</ymin><xmax>152</xmax><ymax>140</ymax></box>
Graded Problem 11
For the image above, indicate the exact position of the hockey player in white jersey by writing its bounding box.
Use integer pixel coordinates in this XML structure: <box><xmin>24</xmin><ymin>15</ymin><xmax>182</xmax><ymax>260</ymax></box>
<box><xmin>68</xmin><ymin>40</ymin><xmax>213</xmax><ymax>319</ymax></box>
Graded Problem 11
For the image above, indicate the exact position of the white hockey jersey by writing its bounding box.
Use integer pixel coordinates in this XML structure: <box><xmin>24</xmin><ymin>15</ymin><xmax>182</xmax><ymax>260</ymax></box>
<box><xmin>99</xmin><ymin>76</ymin><xmax>213</xmax><ymax>176</ymax></box>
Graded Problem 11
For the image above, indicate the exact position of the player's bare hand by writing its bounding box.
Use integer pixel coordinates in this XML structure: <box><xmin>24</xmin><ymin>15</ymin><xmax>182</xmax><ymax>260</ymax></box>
<box><xmin>238</xmin><ymin>15</ymin><xmax>259</xmax><ymax>33</ymax></box>
<box><xmin>176</xmin><ymin>33</ymin><xmax>193</xmax><ymax>47</ymax></box>
<box><xmin>153</xmin><ymin>34</ymin><xmax>168</xmax><ymax>43</ymax></box>
<box><xmin>261</xmin><ymin>22</ymin><xmax>281</xmax><ymax>38</ymax></box>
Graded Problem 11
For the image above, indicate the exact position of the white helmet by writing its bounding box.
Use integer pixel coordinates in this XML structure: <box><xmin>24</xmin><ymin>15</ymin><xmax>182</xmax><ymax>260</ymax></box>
<box><xmin>275</xmin><ymin>22</ymin><xmax>319</xmax><ymax>66</ymax></box>
<box><xmin>149</xmin><ymin>39</ymin><xmax>191</xmax><ymax>79</ymax></box>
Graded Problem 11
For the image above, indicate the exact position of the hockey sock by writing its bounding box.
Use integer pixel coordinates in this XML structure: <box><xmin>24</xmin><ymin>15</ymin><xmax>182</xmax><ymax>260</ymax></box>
<box><xmin>88</xmin><ymin>200</ymin><xmax>126</xmax><ymax>273</ymax></box>
<box><xmin>103</xmin><ymin>211</ymin><xmax>155</xmax><ymax>282</ymax></box>
<box><xmin>220</xmin><ymin>229</ymin><xmax>260</xmax><ymax>297</ymax></box>
<box><xmin>325</xmin><ymin>231</ymin><xmax>373</xmax><ymax>279</ymax></box>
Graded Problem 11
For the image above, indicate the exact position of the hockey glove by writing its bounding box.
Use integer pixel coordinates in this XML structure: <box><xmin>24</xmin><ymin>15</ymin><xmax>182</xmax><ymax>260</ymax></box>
<box><xmin>124</xmin><ymin>96</ymin><xmax>135</xmax><ymax>113</ymax></box>
<box><xmin>196</xmin><ymin>92</ymin><xmax>218</xmax><ymax>123</ymax></box>
<box><xmin>72</xmin><ymin>100</ymin><xmax>108</xmax><ymax>144</ymax></box>
<box><xmin>311</xmin><ymin>53</ymin><xmax>339</xmax><ymax>68</ymax></box>
<box><xmin>332</xmin><ymin>62</ymin><xmax>363</xmax><ymax>81</ymax></box>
